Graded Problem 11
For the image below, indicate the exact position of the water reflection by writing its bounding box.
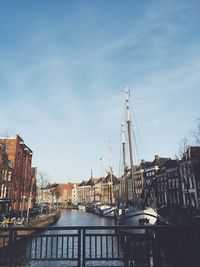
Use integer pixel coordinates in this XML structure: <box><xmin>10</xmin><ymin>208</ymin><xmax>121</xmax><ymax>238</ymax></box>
<box><xmin>19</xmin><ymin>209</ymin><xmax>120</xmax><ymax>267</ymax></box>
<box><xmin>53</xmin><ymin>209</ymin><xmax>115</xmax><ymax>227</ymax></box>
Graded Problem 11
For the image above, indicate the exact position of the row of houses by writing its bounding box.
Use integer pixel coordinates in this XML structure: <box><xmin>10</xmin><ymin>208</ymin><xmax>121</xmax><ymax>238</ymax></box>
<box><xmin>77</xmin><ymin>174</ymin><xmax>120</xmax><ymax>205</ymax></box>
<box><xmin>73</xmin><ymin>146</ymin><xmax>200</xmax><ymax>209</ymax></box>
<box><xmin>37</xmin><ymin>174</ymin><xmax>120</xmax><ymax>206</ymax></box>
<box><xmin>37</xmin><ymin>183</ymin><xmax>78</xmax><ymax>205</ymax></box>
<box><xmin>2</xmin><ymin>135</ymin><xmax>197</xmax><ymax>212</ymax></box>
<box><xmin>38</xmin><ymin>145</ymin><xmax>200</xmax><ymax>210</ymax></box>
<box><xmin>126</xmin><ymin>146</ymin><xmax>200</xmax><ymax>209</ymax></box>
<box><xmin>0</xmin><ymin>135</ymin><xmax>37</xmax><ymax>214</ymax></box>
<box><xmin>156</xmin><ymin>146</ymin><xmax>200</xmax><ymax>208</ymax></box>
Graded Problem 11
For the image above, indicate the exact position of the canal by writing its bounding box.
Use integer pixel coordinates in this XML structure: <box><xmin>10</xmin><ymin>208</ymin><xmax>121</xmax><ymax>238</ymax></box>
<box><xmin>52</xmin><ymin>208</ymin><xmax>115</xmax><ymax>227</ymax></box>
<box><xmin>14</xmin><ymin>209</ymin><xmax>120</xmax><ymax>267</ymax></box>
<box><xmin>1</xmin><ymin>209</ymin><xmax>200</xmax><ymax>267</ymax></box>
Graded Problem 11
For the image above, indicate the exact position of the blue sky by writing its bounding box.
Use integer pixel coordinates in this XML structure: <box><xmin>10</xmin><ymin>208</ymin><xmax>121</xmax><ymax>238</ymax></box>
<box><xmin>0</xmin><ymin>0</ymin><xmax>200</xmax><ymax>182</ymax></box>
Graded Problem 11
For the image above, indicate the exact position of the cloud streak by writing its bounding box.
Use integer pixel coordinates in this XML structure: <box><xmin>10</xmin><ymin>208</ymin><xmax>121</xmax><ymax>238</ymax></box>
<box><xmin>0</xmin><ymin>0</ymin><xmax>200</xmax><ymax>182</ymax></box>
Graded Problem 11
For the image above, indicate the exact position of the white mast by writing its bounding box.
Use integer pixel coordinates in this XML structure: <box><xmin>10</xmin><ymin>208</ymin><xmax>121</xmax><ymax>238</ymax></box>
<box><xmin>108</xmin><ymin>141</ymin><xmax>113</xmax><ymax>205</ymax></box>
<box><xmin>100</xmin><ymin>157</ymin><xmax>104</xmax><ymax>204</ymax></box>
<box><xmin>121</xmin><ymin>121</ymin><xmax>127</xmax><ymax>202</ymax></box>
<box><xmin>125</xmin><ymin>87</ymin><xmax>135</xmax><ymax>203</ymax></box>
<box><xmin>109</xmin><ymin>141</ymin><xmax>113</xmax><ymax>175</ymax></box>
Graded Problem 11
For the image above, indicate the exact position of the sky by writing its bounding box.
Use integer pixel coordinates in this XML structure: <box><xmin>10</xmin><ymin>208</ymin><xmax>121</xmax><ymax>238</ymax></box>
<box><xmin>0</xmin><ymin>0</ymin><xmax>200</xmax><ymax>183</ymax></box>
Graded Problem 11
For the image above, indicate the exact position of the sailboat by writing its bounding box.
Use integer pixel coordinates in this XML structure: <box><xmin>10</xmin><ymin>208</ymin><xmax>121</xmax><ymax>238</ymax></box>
<box><xmin>94</xmin><ymin>143</ymin><xmax>118</xmax><ymax>218</ymax></box>
<box><xmin>116</xmin><ymin>88</ymin><xmax>158</xmax><ymax>232</ymax></box>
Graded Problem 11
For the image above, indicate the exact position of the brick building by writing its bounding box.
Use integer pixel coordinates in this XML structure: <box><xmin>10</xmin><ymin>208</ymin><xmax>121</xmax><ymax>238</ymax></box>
<box><xmin>38</xmin><ymin>182</ymin><xmax>77</xmax><ymax>205</ymax></box>
<box><xmin>57</xmin><ymin>183</ymin><xmax>73</xmax><ymax>204</ymax></box>
<box><xmin>180</xmin><ymin>146</ymin><xmax>200</xmax><ymax>207</ymax></box>
<box><xmin>0</xmin><ymin>135</ymin><xmax>35</xmax><ymax>212</ymax></box>
<box><xmin>77</xmin><ymin>180</ymin><xmax>87</xmax><ymax>204</ymax></box>
<box><xmin>0</xmin><ymin>142</ymin><xmax>12</xmax><ymax>213</ymax></box>
<box><xmin>77</xmin><ymin>178</ymin><xmax>102</xmax><ymax>204</ymax></box>
<box><xmin>156</xmin><ymin>159</ymin><xmax>183</xmax><ymax>208</ymax></box>
<box><xmin>29</xmin><ymin>167</ymin><xmax>37</xmax><ymax>209</ymax></box>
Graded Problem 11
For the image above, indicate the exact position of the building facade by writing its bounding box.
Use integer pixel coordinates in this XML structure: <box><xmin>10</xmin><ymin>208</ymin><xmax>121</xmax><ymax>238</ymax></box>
<box><xmin>0</xmin><ymin>142</ymin><xmax>12</xmax><ymax>213</ymax></box>
<box><xmin>72</xmin><ymin>183</ymin><xmax>79</xmax><ymax>204</ymax></box>
<box><xmin>156</xmin><ymin>159</ymin><xmax>183</xmax><ymax>208</ymax></box>
<box><xmin>179</xmin><ymin>147</ymin><xmax>200</xmax><ymax>208</ymax></box>
<box><xmin>0</xmin><ymin>135</ymin><xmax>34</xmax><ymax>212</ymax></box>
<box><xmin>57</xmin><ymin>183</ymin><xmax>73</xmax><ymax>204</ymax></box>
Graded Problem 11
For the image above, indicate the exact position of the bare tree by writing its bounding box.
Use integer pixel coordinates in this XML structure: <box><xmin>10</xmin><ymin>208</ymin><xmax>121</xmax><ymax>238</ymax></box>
<box><xmin>175</xmin><ymin>137</ymin><xmax>189</xmax><ymax>160</ymax></box>
<box><xmin>37</xmin><ymin>171</ymin><xmax>50</xmax><ymax>213</ymax></box>
<box><xmin>191</xmin><ymin>119</ymin><xmax>200</xmax><ymax>145</ymax></box>
<box><xmin>50</xmin><ymin>184</ymin><xmax>61</xmax><ymax>210</ymax></box>
<box><xmin>37</xmin><ymin>172</ymin><xmax>50</xmax><ymax>189</ymax></box>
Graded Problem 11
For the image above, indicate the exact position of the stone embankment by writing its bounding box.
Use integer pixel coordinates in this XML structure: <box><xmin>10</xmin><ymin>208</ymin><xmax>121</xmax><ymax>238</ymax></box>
<box><xmin>28</xmin><ymin>210</ymin><xmax>61</xmax><ymax>227</ymax></box>
<box><xmin>0</xmin><ymin>210</ymin><xmax>61</xmax><ymax>248</ymax></box>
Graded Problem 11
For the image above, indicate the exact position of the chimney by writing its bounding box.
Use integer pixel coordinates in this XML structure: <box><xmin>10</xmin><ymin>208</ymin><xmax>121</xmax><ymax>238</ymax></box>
<box><xmin>155</xmin><ymin>155</ymin><xmax>159</xmax><ymax>160</ymax></box>
<box><xmin>141</xmin><ymin>159</ymin><xmax>145</xmax><ymax>164</ymax></box>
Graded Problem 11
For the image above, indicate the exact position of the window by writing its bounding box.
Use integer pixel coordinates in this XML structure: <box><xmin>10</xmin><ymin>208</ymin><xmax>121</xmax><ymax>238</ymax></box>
<box><xmin>191</xmin><ymin>176</ymin><xmax>195</xmax><ymax>189</ymax></box>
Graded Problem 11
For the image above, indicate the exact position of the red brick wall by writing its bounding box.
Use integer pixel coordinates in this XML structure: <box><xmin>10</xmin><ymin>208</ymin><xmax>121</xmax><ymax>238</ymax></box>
<box><xmin>0</xmin><ymin>136</ymin><xmax>33</xmax><ymax>211</ymax></box>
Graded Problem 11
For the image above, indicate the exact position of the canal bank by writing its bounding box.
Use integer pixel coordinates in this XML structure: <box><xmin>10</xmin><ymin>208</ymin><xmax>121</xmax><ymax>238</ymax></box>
<box><xmin>28</xmin><ymin>209</ymin><xmax>61</xmax><ymax>227</ymax></box>
<box><xmin>0</xmin><ymin>210</ymin><xmax>61</xmax><ymax>248</ymax></box>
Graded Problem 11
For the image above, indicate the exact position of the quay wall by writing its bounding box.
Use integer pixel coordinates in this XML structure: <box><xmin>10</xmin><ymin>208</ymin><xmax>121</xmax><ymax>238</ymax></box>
<box><xmin>0</xmin><ymin>210</ymin><xmax>61</xmax><ymax>248</ymax></box>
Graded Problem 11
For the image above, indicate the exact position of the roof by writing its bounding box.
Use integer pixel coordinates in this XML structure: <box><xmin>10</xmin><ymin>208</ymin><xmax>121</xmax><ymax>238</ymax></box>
<box><xmin>164</xmin><ymin>159</ymin><xmax>178</xmax><ymax>169</ymax></box>
<box><xmin>103</xmin><ymin>173</ymin><xmax>119</xmax><ymax>184</ymax></box>
<box><xmin>184</xmin><ymin>146</ymin><xmax>200</xmax><ymax>160</ymax></box>
<box><xmin>58</xmin><ymin>183</ymin><xmax>73</xmax><ymax>190</ymax></box>
<box><xmin>79</xmin><ymin>180</ymin><xmax>87</xmax><ymax>187</ymax></box>
<box><xmin>150</xmin><ymin>156</ymin><xmax>170</xmax><ymax>168</ymax></box>
<box><xmin>156</xmin><ymin>159</ymin><xmax>178</xmax><ymax>174</ymax></box>
<box><xmin>96</xmin><ymin>177</ymin><xmax>104</xmax><ymax>183</ymax></box>
<box><xmin>45</xmin><ymin>183</ymin><xmax>59</xmax><ymax>189</ymax></box>
<box><xmin>136</xmin><ymin>161</ymin><xmax>152</xmax><ymax>171</ymax></box>
<box><xmin>86</xmin><ymin>178</ymin><xmax>96</xmax><ymax>186</ymax></box>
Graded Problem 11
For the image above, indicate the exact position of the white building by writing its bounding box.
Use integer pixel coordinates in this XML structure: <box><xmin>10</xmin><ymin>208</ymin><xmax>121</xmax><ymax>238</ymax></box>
<box><xmin>72</xmin><ymin>183</ymin><xmax>79</xmax><ymax>204</ymax></box>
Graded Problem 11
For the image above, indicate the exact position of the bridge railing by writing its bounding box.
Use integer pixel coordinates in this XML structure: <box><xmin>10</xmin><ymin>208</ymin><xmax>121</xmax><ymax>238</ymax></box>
<box><xmin>0</xmin><ymin>225</ymin><xmax>200</xmax><ymax>267</ymax></box>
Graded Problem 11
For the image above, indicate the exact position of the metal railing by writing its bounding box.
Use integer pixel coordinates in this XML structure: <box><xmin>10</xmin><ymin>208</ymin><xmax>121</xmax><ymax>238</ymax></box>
<box><xmin>0</xmin><ymin>225</ymin><xmax>200</xmax><ymax>267</ymax></box>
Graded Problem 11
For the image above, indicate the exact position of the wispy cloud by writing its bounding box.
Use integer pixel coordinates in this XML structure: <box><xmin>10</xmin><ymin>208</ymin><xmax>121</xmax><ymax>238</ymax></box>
<box><xmin>0</xmin><ymin>0</ymin><xmax>200</xmax><ymax>181</ymax></box>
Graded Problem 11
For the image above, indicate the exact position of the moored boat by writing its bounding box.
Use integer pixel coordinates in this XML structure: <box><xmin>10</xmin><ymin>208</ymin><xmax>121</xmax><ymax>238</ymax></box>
<box><xmin>117</xmin><ymin>207</ymin><xmax>157</xmax><ymax>233</ymax></box>
<box><xmin>101</xmin><ymin>206</ymin><xmax>117</xmax><ymax>218</ymax></box>
<box><xmin>116</xmin><ymin>88</ymin><xmax>158</xmax><ymax>233</ymax></box>
<box><xmin>77</xmin><ymin>204</ymin><xmax>86</xmax><ymax>211</ymax></box>
<box><xmin>94</xmin><ymin>204</ymin><xmax>117</xmax><ymax>218</ymax></box>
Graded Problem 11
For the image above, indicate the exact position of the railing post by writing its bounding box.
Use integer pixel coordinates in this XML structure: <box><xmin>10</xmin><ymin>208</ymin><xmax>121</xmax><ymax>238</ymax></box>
<box><xmin>9</xmin><ymin>228</ymin><xmax>17</xmax><ymax>267</ymax></box>
<box><xmin>78</xmin><ymin>229</ymin><xmax>81</xmax><ymax>267</ymax></box>
<box><xmin>123</xmin><ymin>234</ymin><xmax>129</xmax><ymax>267</ymax></box>
<box><xmin>82</xmin><ymin>228</ymin><xmax>86</xmax><ymax>267</ymax></box>
<box><xmin>152</xmin><ymin>228</ymin><xmax>161</xmax><ymax>267</ymax></box>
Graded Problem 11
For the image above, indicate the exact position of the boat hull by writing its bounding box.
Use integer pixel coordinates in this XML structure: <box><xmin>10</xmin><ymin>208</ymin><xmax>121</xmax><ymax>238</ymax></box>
<box><xmin>77</xmin><ymin>204</ymin><xmax>86</xmax><ymax>211</ymax></box>
<box><xmin>94</xmin><ymin>205</ymin><xmax>117</xmax><ymax>218</ymax></box>
<box><xmin>117</xmin><ymin>207</ymin><xmax>157</xmax><ymax>234</ymax></box>
<box><xmin>102</xmin><ymin>207</ymin><xmax>117</xmax><ymax>218</ymax></box>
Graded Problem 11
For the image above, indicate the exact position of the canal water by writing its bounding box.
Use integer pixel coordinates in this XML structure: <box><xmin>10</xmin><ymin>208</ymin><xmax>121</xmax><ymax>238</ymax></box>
<box><xmin>52</xmin><ymin>208</ymin><xmax>115</xmax><ymax>227</ymax></box>
<box><xmin>20</xmin><ymin>209</ymin><xmax>121</xmax><ymax>267</ymax></box>
<box><xmin>1</xmin><ymin>209</ymin><xmax>199</xmax><ymax>266</ymax></box>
